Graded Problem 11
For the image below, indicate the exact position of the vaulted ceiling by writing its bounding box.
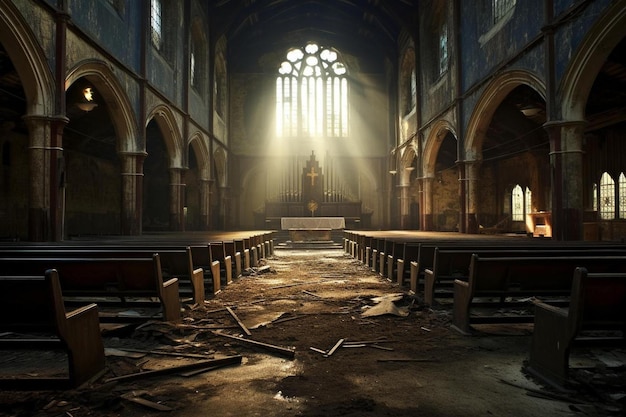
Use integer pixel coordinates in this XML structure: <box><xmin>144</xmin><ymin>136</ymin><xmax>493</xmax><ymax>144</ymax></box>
<box><xmin>208</xmin><ymin>0</ymin><xmax>419</xmax><ymax>72</ymax></box>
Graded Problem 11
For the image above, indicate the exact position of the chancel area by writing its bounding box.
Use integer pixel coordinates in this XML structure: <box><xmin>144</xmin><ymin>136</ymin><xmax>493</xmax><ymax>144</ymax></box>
<box><xmin>0</xmin><ymin>1</ymin><xmax>625</xmax><ymax>242</ymax></box>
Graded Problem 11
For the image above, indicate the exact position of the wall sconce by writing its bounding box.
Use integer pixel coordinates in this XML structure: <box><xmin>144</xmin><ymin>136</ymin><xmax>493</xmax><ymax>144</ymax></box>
<box><xmin>75</xmin><ymin>86</ymin><xmax>98</xmax><ymax>112</ymax></box>
<box><xmin>389</xmin><ymin>170</ymin><xmax>397</xmax><ymax>175</ymax></box>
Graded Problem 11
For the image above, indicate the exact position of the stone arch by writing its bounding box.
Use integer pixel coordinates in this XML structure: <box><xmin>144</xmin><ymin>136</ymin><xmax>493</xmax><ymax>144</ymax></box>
<box><xmin>560</xmin><ymin>2</ymin><xmax>626</xmax><ymax>121</ymax></box>
<box><xmin>399</xmin><ymin>144</ymin><xmax>417</xmax><ymax>184</ymax></box>
<box><xmin>188</xmin><ymin>132</ymin><xmax>210</xmax><ymax>180</ymax></box>
<box><xmin>423</xmin><ymin>119</ymin><xmax>458</xmax><ymax>177</ymax></box>
<box><xmin>65</xmin><ymin>60</ymin><xmax>138</xmax><ymax>153</ymax></box>
<box><xmin>464</xmin><ymin>70</ymin><xmax>546</xmax><ymax>160</ymax></box>
<box><xmin>0</xmin><ymin>2</ymin><xmax>54</xmax><ymax>116</ymax></box>
<box><xmin>146</xmin><ymin>104</ymin><xmax>183</xmax><ymax>168</ymax></box>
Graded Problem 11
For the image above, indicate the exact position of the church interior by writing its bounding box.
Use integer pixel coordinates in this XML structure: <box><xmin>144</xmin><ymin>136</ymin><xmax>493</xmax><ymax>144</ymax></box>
<box><xmin>0</xmin><ymin>0</ymin><xmax>626</xmax><ymax>416</ymax></box>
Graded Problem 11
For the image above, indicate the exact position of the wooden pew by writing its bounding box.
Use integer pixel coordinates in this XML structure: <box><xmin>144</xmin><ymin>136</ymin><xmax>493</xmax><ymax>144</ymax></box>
<box><xmin>190</xmin><ymin>245</ymin><xmax>221</xmax><ymax>296</ymax></box>
<box><xmin>0</xmin><ymin>247</ymin><xmax>205</xmax><ymax>305</ymax></box>
<box><xmin>224</xmin><ymin>241</ymin><xmax>242</xmax><ymax>279</ymax></box>
<box><xmin>386</xmin><ymin>240</ymin><xmax>407</xmax><ymax>283</ymax></box>
<box><xmin>0</xmin><ymin>254</ymin><xmax>181</xmax><ymax>323</ymax></box>
<box><xmin>424</xmin><ymin>247</ymin><xmax>626</xmax><ymax>306</ymax></box>
<box><xmin>234</xmin><ymin>239</ymin><xmax>250</xmax><ymax>270</ymax></box>
<box><xmin>452</xmin><ymin>255</ymin><xmax>626</xmax><ymax>335</ymax></box>
<box><xmin>244</xmin><ymin>237</ymin><xmax>258</xmax><ymax>267</ymax></box>
<box><xmin>526</xmin><ymin>267</ymin><xmax>626</xmax><ymax>387</ymax></box>
<box><xmin>378</xmin><ymin>239</ymin><xmax>394</xmax><ymax>278</ymax></box>
<box><xmin>397</xmin><ymin>241</ymin><xmax>420</xmax><ymax>288</ymax></box>
<box><xmin>209</xmin><ymin>241</ymin><xmax>233</xmax><ymax>285</ymax></box>
<box><xmin>409</xmin><ymin>241</ymin><xmax>626</xmax><ymax>295</ymax></box>
<box><xmin>0</xmin><ymin>269</ymin><xmax>105</xmax><ymax>389</ymax></box>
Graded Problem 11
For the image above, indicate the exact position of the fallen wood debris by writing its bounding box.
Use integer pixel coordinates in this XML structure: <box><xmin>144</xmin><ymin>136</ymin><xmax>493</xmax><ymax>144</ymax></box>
<box><xmin>369</xmin><ymin>344</ymin><xmax>394</xmax><ymax>351</ymax></box>
<box><xmin>324</xmin><ymin>338</ymin><xmax>345</xmax><ymax>357</ymax></box>
<box><xmin>309</xmin><ymin>347</ymin><xmax>327</xmax><ymax>355</ymax></box>
<box><xmin>212</xmin><ymin>331</ymin><xmax>296</xmax><ymax>359</ymax></box>
<box><xmin>226</xmin><ymin>306</ymin><xmax>252</xmax><ymax>336</ymax></box>
<box><xmin>257</xmin><ymin>265</ymin><xmax>272</xmax><ymax>274</ymax></box>
<box><xmin>497</xmin><ymin>378</ymin><xmax>587</xmax><ymax>405</ymax></box>
<box><xmin>121</xmin><ymin>393</ymin><xmax>174</xmax><ymax>411</ymax></box>
<box><xmin>104</xmin><ymin>355</ymin><xmax>243</xmax><ymax>383</ymax></box>
<box><xmin>302</xmin><ymin>290</ymin><xmax>322</xmax><ymax>298</ymax></box>
<box><xmin>113</xmin><ymin>348</ymin><xmax>215</xmax><ymax>360</ymax></box>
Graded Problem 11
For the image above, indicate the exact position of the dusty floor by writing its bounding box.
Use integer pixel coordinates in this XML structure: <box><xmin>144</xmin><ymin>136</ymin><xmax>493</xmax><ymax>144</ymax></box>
<box><xmin>1</xmin><ymin>247</ymin><xmax>624</xmax><ymax>417</ymax></box>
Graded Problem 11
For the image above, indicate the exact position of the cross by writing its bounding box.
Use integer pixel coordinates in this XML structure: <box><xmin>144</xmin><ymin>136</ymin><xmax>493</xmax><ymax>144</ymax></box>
<box><xmin>307</xmin><ymin>166</ymin><xmax>319</xmax><ymax>186</ymax></box>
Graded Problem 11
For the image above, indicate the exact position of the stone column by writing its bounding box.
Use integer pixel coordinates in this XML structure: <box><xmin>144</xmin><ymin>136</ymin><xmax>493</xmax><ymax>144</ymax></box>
<box><xmin>398</xmin><ymin>184</ymin><xmax>410</xmax><ymax>229</ymax></box>
<box><xmin>463</xmin><ymin>160</ymin><xmax>481</xmax><ymax>234</ymax></box>
<box><xmin>544</xmin><ymin>120</ymin><xmax>586</xmax><ymax>241</ymax></box>
<box><xmin>23</xmin><ymin>114</ymin><xmax>68</xmax><ymax>242</ymax></box>
<box><xmin>169</xmin><ymin>167</ymin><xmax>185</xmax><ymax>231</ymax></box>
<box><xmin>421</xmin><ymin>176</ymin><xmax>435</xmax><ymax>231</ymax></box>
<box><xmin>119</xmin><ymin>151</ymin><xmax>145</xmax><ymax>235</ymax></box>
<box><xmin>199</xmin><ymin>179</ymin><xmax>212</xmax><ymax>230</ymax></box>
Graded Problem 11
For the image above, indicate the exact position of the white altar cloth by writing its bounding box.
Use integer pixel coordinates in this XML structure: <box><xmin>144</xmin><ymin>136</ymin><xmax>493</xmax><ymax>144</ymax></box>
<box><xmin>280</xmin><ymin>217</ymin><xmax>345</xmax><ymax>230</ymax></box>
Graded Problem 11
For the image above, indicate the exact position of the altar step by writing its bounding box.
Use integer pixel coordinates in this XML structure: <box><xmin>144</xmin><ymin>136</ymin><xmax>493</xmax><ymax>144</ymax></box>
<box><xmin>273</xmin><ymin>229</ymin><xmax>344</xmax><ymax>250</ymax></box>
<box><xmin>276</xmin><ymin>240</ymin><xmax>343</xmax><ymax>250</ymax></box>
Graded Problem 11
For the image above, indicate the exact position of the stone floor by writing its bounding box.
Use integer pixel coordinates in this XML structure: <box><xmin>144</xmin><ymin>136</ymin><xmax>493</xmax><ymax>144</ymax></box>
<box><xmin>0</xmin><ymin>247</ymin><xmax>624</xmax><ymax>417</ymax></box>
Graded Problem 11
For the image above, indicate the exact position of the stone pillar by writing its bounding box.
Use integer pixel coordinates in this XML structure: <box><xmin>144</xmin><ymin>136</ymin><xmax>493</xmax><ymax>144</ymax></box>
<box><xmin>119</xmin><ymin>152</ymin><xmax>145</xmax><ymax>235</ymax></box>
<box><xmin>544</xmin><ymin>120</ymin><xmax>586</xmax><ymax>241</ymax></box>
<box><xmin>199</xmin><ymin>179</ymin><xmax>212</xmax><ymax>230</ymax></box>
<box><xmin>463</xmin><ymin>160</ymin><xmax>481</xmax><ymax>234</ymax></box>
<box><xmin>422</xmin><ymin>176</ymin><xmax>435</xmax><ymax>231</ymax></box>
<box><xmin>23</xmin><ymin>115</ymin><xmax>68</xmax><ymax>242</ymax></box>
<box><xmin>169</xmin><ymin>167</ymin><xmax>185</xmax><ymax>231</ymax></box>
<box><xmin>398</xmin><ymin>184</ymin><xmax>410</xmax><ymax>229</ymax></box>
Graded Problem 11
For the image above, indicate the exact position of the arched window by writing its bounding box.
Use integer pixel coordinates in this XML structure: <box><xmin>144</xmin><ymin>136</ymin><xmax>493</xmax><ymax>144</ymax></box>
<box><xmin>512</xmin><ymin>185</ymin><xmax>523</xmax><ymax>221</ymax></box>
<box><xmin>150</xmin><ymin>0</ymin><xmax>162</xmax><ymax>50</ymax></box>
<box><xmin>599</xmin><ymin>172</ymin><xmax>615</xmax><ymax>220</ymax></box>
<box><xmin>439</xmin><ymin>22</ymin><xmax>448</xmax><ymax>76</ymax></box>
<box><xmin>276</xmin><ymin>43</ymin><xmax>348</xmax><ymax>138</ymax></box>
<box><xmin>618</xmin><ymin>172</ymin><xmax>626</xmax><ymax>219</ymax></box>
<box><xmin>511</xmin><ymin>184</ymin><xmax>532</xmax><ymax>221</ymax></box>
<box><xmin>190</xmin><ymin>21</ymin><xmax>207</xmax><ymax>95</ymax></box>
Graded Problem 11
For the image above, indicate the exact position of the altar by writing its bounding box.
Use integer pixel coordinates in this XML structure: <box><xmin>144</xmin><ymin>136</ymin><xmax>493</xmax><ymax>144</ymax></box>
<box><xmin>282</xmin><ymin>217</ymin><xmax>345</xmax><ymax>241</ymax></box>
<box><xmin>256</xmin><ymin>151</ymin><xmax>370</xmax><ymax>230</ymax></box>
<box><xmin>280</xmin><ymin>217</ymin><xmax>346</xmax><ymax>230</ymax></box>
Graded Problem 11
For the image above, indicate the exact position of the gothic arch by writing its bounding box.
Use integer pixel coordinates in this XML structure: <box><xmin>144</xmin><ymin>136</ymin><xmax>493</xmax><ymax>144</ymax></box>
<box><xmin>560</xmin><ymin>2</ymin><xmax>626</xmax><ymax>121</ymax></box>
<box><xmin>146</xmin><ymin>105</ymin><xmax>183</xmax><ymax>168</ymax></box>
<box><xmin>464</xmin><ymin>70</ymin><xmax>546</xmax><ymax>160</ymax></box>
<box><xmin>188</xmin><ymin>132</ymin><xmax>210</xmax><ymax>180</ymax></box>
<box><xmin>0</xmin><ymin>1</ymin><xmax>54</xmax><ymax>116</ymax></box>
<box><xmin>66</xmin><ymin>60</ymin><xmax>138</xmax><ymax>153</ymax></box>
<box><xmin>423</xmin><ymin>119</ymin><xmax>458</xmax><ymax>177</ymax></box>
<box><xmin>399</xmin><ymin>145</ymin><xmax>417</xmax><ymax>184</ymax></box>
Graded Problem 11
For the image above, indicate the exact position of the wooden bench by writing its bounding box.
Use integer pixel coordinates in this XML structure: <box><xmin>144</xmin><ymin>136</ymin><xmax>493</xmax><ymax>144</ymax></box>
<box><xmin>526</xmin><ymin>267</ymin><xmax>626</xmax><ymax>387</ymax></box>
<box><xmin>0</xmin><ymin>254</ymin><xmax>181</xmax><ymax>322</ymax></box>
<box><xmin>409</xmin><ymin>242</ymin><xmax>626</xmax><ymax>295</ymax></box>
<box><xmin>234</xmin><ymin>239</ymin><xmax>251</xmax><ymax>270</ymax></box>
<box><xmin>424</xmin><ymin>247</ymin><xmax>626</xmax><ymax>306</ymax></box>
<box><xmin>0</xmin><ymin>247</ymin><xmax>205</xmax><ymax>305</ymax></box>
<box><xmin>224</xmin><ymin>241</ymin><xmax>242</xmax><ymax>279</ymax></box>
<box><xmin>452</xmin><ymin>255</ymin><xmax>626</xmax><ymax>334</ymax></box>
<box><xmin>0</xmin><ymin>270</ymin><xmax>105</xmax><ymax>389</ymax></box>
<box><xmin>209</xmin><ymin>241</ymin><xmax>233</xmax><ymax>285</ymax></box>
<box><xmin>190</xmin><ymin>245</ymin><xmax>222</xmax><ymax>296</ymax></box>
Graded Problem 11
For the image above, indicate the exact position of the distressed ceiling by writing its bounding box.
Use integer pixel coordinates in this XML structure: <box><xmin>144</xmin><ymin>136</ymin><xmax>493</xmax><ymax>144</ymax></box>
<box><xmin>208</xmin><ymin>0</ymin><xmax>419</xmax><ymax>71</ymax></box>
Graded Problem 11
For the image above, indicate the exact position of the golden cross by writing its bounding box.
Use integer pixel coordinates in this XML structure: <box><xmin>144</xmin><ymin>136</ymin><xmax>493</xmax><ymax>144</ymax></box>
<box><xmin>306</xmin><ymin>166</ymin><xmax>319</xmax><ymax>186</ymax></box>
